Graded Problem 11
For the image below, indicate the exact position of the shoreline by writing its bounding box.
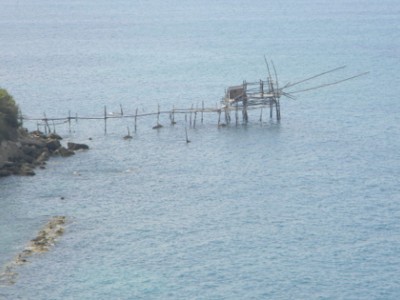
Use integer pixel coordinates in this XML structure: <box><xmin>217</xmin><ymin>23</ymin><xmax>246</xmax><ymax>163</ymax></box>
<box><xmin>0</xmin><ymin>128</ymin><xmax>89</xmax><ymax>178</ymax></box>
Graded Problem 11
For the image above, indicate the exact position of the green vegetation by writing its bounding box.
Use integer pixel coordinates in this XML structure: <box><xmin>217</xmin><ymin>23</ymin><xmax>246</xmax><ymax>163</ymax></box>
<box><xmin>0</xmin><ymin>88</ymin><xmax>20</xmax><ymax>141</ymax></box>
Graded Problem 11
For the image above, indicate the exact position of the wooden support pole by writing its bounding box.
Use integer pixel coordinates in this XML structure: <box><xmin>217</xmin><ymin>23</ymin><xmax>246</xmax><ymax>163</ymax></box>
<box><xmin>68</xmin><ymin>110</ymin><xmax>71</xmax><ymax>133</ymax></box>
<box><xmin>157</xmin><ymin>104</ymin><xmax>160</xmax><ymax>125</ymax></box>
<box><xmin>276</xmin><ymin>100</ymin><xmax>281</xmax><ymax>121</ymax></box>
<box><xmin>224</xmin><ymin>107</ymin><xmax>230</xmax><ymax>124</ymax></box>
<box><xmin>43</xmin><ymin>112</ymin><xmax>51</xmax><ymax>134</ymax></box>
<box><xmin>224</xmin><ymin>108</ymin><xmax>227</xmax><ymax>124</ymax></box>
<box><xmin>185</xmin><ymin>126</ymin><xmax>190</xmax><ymax>143</ymax></box>
<box><xmin>189</xmin><ymin>104</ymin><xmax>193</xmax><ymax>127</ymax></box>
<box><xmin>218</xmin><ymin>109</ymin><xmax>221</xmax><ymax>126</ymax></box>
<box><xmin>120</xmin><ymin>104</ymin><xmax>124</xmax><ymax>116</ymax></box>
<box><xmin>104</xmin><ymin>105</ymin><xmax>107</xmax><ymax>134</ymax></box>
<box><xmin>171</xmin><ymin>105</ymin><xmax>176</xmax><ymax>125</ymax></box>
<box><xmin>201</xmin><ymin>101</ymin><xmax>204</xmax><ymax>124</ymax></box>
<box><xmin>134</xmin><ymin>107</ymin><xmax>138</xmax><ymax>132</ymax></box>
<box><xmin>242</xmin><ymin>80</ymin><xmax>248</xmax><ymax>123</ymax></box>
<box><xmin>270</xmin><ymin>100</ymin><xmax>273</xmax><ymax>118</ymax></box>
<box><xmin>242</xmin><ymin>100</ymin><xmax>248</xmax><ymax>123</ymax></box>
<box><xmin>260</xmin><ymin>80</ymin><xmax>264</xmax><ymax>97</ymax></box>
<box><xmin>259</xmin><ymin>107</ymin><xmax>263</xmax><ymax>123</ymax></box>
<box><xmin>43</xmin><ymin>113</ymin><xmax>46</xmax><ymax>134</ymax></box>
<box><xmin>235</xmin><ymin>102</ymin><xmax>239</xmax><ymax>125</ymax></box>
<box><xmin>153</xmin><ymin>104</ymin><xmax>163</xmax><ymax>129</ymax></box>
<box><xmin>193</xmin><ymin>112</ymin><xmax>197</xmax><ymax>128</ymax></box>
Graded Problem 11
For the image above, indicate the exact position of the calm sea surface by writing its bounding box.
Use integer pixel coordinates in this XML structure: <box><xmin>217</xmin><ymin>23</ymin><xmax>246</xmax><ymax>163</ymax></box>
<box><xmin>1</xmin><ymin>0</ymin><xmax>400</xmax><ymax>299</ymax></box>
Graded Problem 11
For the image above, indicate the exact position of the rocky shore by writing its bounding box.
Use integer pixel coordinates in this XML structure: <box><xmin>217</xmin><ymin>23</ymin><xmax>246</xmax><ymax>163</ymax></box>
<box><xmin>0</xmin><ymin>129</ymin><xmax>89</xmax><ymax>177</ymax></box>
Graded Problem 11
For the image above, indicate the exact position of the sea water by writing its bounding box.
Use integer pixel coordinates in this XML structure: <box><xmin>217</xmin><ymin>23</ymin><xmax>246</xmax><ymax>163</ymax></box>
<box><xmin>1</xmin><ymin>0</ymin><xmax>400</xmax><ymax>299</ymax></box>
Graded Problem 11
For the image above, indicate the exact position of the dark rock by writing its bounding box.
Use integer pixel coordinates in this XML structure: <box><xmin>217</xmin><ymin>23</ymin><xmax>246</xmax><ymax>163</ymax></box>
<box><xmin>0</xmin><ymin>161</ymin><xmax>15</xmax><ymax>168</ymax></box>
<box><xmin>20</xmin><ymin>136</ymin><xmax>46</xmax><ymax>149</ymax></box>
<box><xmin>20</xmin><ymin>153</ymin><xmax>35</xmax><ymax>164</ymax></box>
<box><xmin>67</xmin><ymin>142</ymin><xmax>89</xmax><ymax>151</ymax></box>
<box><xmin>21</xmin><ymin>145</ymin><xmax>37</xmax><ymax>156</ymax></box>
<box><xmin>0</xmin><ymin>169</ymin><xmax>11</xmax><ymax>177</ymax></box>
<box><xmin>12</xmin><ymin>144</ymin><xmax>37</xmax><ymax>164</ymax></box>
<box><xmin>19</xmin><ymin>164</ymin><xmax>35</xmax><ymax>176</ymax></box>
<box><xmin>30</xmin><ymin>130</ymin><xmax>46</xmax><ymax>139</ymax></box>
<box><xmin>36</xmin><ymin>150</ymin><xmax>50</xmax><ymax>163</ymax></box>
<box><xmin>48</xmin><ymin>133</ymin><xmax>62</xmax><ymax>140</ymax></box>
<box><xmin>1</xmin><ymin>128</ymin><xmax>85</xmax><ymax>179</ymax></box>
<box><xmin>3</xmin><ymin>162</ymin><xmax>19</xmax><ymax>175</ymax></box>
<box><xmin>54</xmin><ymin>147</ymin><xmax>75</xmax><ymax>157</ymax></box>
<box><xmin>46</xmin><ymin>139</ymin><xmax>61</xmax><ymax>152</ymax></box>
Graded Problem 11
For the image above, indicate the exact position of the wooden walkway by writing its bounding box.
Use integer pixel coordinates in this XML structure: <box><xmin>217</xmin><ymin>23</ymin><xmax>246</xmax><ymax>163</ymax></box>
<box><xmin>21</xmin><ymin>61</ymin><xmax>368</xmax><ymax>135</ymax></box>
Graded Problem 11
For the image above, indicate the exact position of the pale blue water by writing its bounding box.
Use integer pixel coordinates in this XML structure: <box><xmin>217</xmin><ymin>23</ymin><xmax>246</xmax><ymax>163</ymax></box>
<box><xmin>1</xmin><ymin>0</ymin><xmax>400</xmax><ymax>299</ymax></box>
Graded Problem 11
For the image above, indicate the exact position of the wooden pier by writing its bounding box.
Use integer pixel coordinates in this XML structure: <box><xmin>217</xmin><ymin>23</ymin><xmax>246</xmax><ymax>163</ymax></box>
<box><xmin>21</xmin><ymin>59</ymin><xmax>368</xmax><ymax>136</ymax></box>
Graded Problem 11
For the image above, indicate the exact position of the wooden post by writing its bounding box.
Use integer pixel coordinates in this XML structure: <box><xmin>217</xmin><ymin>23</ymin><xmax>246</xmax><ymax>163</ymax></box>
<box><xmin>43</xmin><ymin>112</ymin><xmax>51</xmax><ymax>134</ymax></box>
<box><xmin>185</xmin><ymin>126</ymin><xmax>190</xmax><ymax>143</ymax></box>
<box><xmin>276</xmin><ymin>100</ymin><xmax>281</xmax><ymax>121</ymax></box>
<box><xmin>120</xmin><ymin>104</ymin><xmax>124</xmax><ymax>116</ymax></box>
<box><xmin>242</xmin><ymin>105</ymin><xmax>248</xmax><ymax>123</ymax></box>
<box><xmin>193</xmin><ymin>112</ymin><xmax>197</xmax><ymax>128</ymax></box>
<box><xmin>260</xmin><ymin>80</ymin><xmax>264</xmax><ymax>97</ymax></box>
<box><xmin>104</xmin><ymin>106</ymin><xmax>107</xmax><ymax>134</ymax></box>
<box><xmin>68</xmin><ymin>110</ymin><xmax>71</xmax><ymax>133</ymax></box>
<box><xmin>134</xmin><ymin>108</ymin><xmax>138</xmax><ymax>132</ymax></box>
<box><xmin>43</xmin><ymin>113</ymin><xmax>46</xmax><ymax>134</ymax></box>
<box><xmin>157</xmin><ymin>104</ymin><xmax>160</xmax><ymax>125</ymax></box>
<box><xmin>224</xmin><ymin>106</ymin><xmax>230</xmax><ymax>124</ymax></box>
<box><xmin>189</xmin><ymin>104</ymin><xmax>193</xmax><ymax>127</ymax></box>
<box><xmin>270</xmin><ymin>100</ymin><xmax>273</xmax><ymax>118</ymax></box>
<box><xmin>171</xmin><ymin>105</ymin><xmax>176</xmax><ymax>125</ymax></box>
<box><xmin>218</xmin><ymin>109</ymin><xmax>221</xmax><ymax>126</ymax></box>
<box><xmin>201</xmin><ymin>101</ymin><xmax>204</xmax><ymax>124</ymax></box>
<box><xmin>259</xmin><ymin>107</ymin><xmax>263</xmax><ymax>123</ymax></box>
<box><xmin>242</xmin><ymin>81</ymin><xmax>248</xmax><ymax>123</ymax></box>
<box><xmin>235</xmin><ymin>102</ymin><xmax>239</xmax><ymax>125</ymax></box>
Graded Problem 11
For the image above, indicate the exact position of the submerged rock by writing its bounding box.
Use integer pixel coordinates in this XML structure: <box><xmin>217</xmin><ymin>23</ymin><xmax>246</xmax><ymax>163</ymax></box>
<box><xmin>54</xmin><ymin>146</ymin><xmax>75</xmax><ymax>157</ymax></box>
<box><xmin>0</xmin><ymin>216</ymin><xmax>67</xmax><ymax>286</ymax></box>
<box><xmin>48</xmin><ymin>133</ymin><xmax>62</xmax><ymax>140</ymax></box>
<box><xmin>67</xmin><ymin>142</ymin><xmax>89</xmax><ymax>151</ymax></box>
<box><xmin>27</xmin><ymin>216</ymin><xmax>66</xmax><ymax>253</ymax></box>
<box><xmin>46</xmin><ymin>139</ymin><xmax>62</xmax><ymax>152</ymax></box>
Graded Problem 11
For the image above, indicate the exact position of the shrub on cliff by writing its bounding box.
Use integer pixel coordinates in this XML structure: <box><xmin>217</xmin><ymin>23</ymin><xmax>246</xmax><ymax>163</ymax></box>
<box><xmin>0</xmin><ymin>88</ymin><xmax>20</xmax><ymax>141</ymax></box>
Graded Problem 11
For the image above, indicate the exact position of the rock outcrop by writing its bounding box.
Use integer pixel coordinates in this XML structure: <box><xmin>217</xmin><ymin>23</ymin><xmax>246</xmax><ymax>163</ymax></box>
<box><xmin>0</xmin><ymin>129</ymin><xmax>89</xmax><ymax>178</ymax></box>
<box><xmin>67</xmin><ymin>142</ymin><xmax>89</xmax><ymax>151</ymax></box>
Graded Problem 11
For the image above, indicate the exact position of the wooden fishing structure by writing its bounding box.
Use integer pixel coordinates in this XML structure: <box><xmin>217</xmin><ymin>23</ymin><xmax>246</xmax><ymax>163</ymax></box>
<box><xmin>21</xmin><ymin>58</ymin><xmax>368</xmax><ymax>137</ymax></box>
<box><xmin>219</xmin><ymin>58</ymin><xmax>368</xmax><ymax>126</ymax></box>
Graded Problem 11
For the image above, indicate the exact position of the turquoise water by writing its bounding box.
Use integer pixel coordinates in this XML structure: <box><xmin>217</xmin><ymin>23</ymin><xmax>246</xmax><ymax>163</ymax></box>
<box><xmin>1</xmin><ymin>0</ymin><xmax>400</xmax><ymax>299</ymax></box>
